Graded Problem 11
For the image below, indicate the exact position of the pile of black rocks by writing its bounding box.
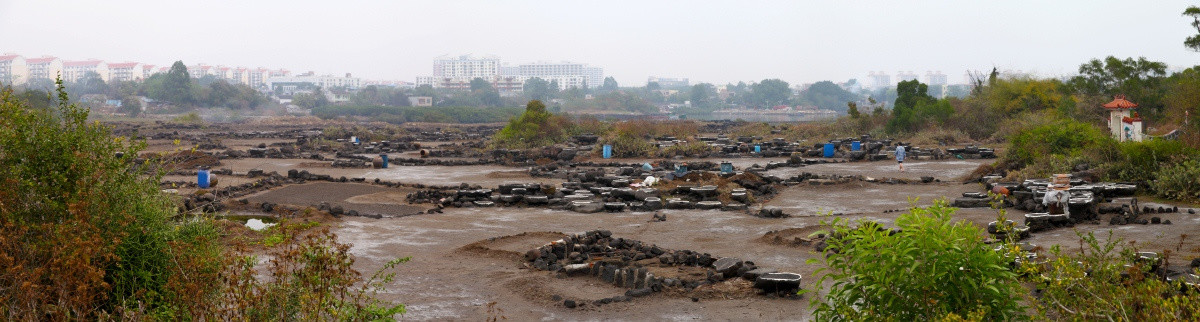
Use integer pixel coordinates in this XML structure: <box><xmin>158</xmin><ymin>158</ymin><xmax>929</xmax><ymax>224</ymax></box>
<box><xmin>524</xmin><ymin>229</ymin><xmax>802</xmax><ymax>307</ymax></box>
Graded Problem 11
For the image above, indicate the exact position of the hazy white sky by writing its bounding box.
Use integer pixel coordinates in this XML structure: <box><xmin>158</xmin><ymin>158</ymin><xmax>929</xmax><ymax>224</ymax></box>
<box><xmin>2</xmin><ymin>0</ymin><xmax>1197</xmax><ymax>85</ymax></box>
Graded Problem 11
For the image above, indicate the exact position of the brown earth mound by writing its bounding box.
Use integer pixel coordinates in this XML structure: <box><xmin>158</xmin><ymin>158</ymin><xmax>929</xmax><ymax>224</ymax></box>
<box><xmin>457</xmin><ymin>232</ymin><xmax>569</xmax><ymax>259</ymax></box>
<box><xmin>758</xmin><ymin>226</ymin><xmax>827</xmax><ymax>247</ymax></box>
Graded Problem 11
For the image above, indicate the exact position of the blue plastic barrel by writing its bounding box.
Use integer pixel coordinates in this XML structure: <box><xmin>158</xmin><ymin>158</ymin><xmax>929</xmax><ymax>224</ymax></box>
<box><xmin>197</xmin><ymin>170</ymin><xmax>210</xmax><ymax>188</ymax></box>
<box><xmin>379</xmin><ymin>154</ymin><xmax>389</xmax><ymax>168</ymax></box>
<box><xmin>603</xmin><ymin>145</ymin><xmax>613</xmax><ymax>159</ymax></box>
<box><xmin>823</xmin><ymin>143</ymin><xmax>835</xmax><ymax>158</ymax></box>
<box><xmin>754</xmin><ymin>145</ymin><xmax>761</xmax><ymax>153</ymax></box>
<box><xmin>851</xmin><ymin>141</ymin><xmax>861</xmax><ymax>151</ymax></box>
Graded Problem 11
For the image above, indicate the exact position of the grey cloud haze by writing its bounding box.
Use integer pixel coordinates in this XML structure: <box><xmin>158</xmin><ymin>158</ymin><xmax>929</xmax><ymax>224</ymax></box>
<box><xmin>1</xmin><ymin>0</ymin><xmax>1197</xmax><ymax>85</ymax></box>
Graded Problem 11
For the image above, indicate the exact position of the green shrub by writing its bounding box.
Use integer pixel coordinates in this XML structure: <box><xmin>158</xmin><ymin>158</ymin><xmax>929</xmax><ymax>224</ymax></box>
<box><xmin>1031</xmin><ymin>231</ymin><xmax>1200</xmax><ymax>320</ymax></box>
<box><xmin>493</xmin><ymin>100</ymin><xmax>571</xmax><ymax>149</ymax></box>
<box><xmin>219</xmin><ymin>226</ymin><xmax>408</xmax><ymax>320</ymax></box>
<box><xmin>1004</xmin><ymin>117</ymin><xmax>1108</xmax><ymax>168</ymax></box>
<box><xmin>606</xmin><ymin>131</ymin><xmax>656</xmax><ymax>158</ymax></box>
<box><xmin>1106</xmin><ymin>139</ymin><xmax>1195</xmax><ymax>182</ymax></box>
<box><xmin>1151</xmin><ymin>157</ymin><xmax>1200</xmax><ymax>200</ymax></box>
<box><xmin>660</xmin><ymin>140</ymin><xmax>714</xmax><ymax>157</ymax></box>
<box><xmin>0</xmin><ymin>82</ymin><xmax>216</xmax><ymax>317</ymax></box>
<box><xmin>810</xmin><ymin>200</ymin><xmax>1026</xmax><ymax>321</ymax></box>
<box><xmin>172</xmin><ymin>111</ymin><xmax>204</xmax><ymax>124</ymax></box>
<box><xmin>0</xmin><ymin>83</ymin><xmax>408</xmax><ymax>320</ymax></box>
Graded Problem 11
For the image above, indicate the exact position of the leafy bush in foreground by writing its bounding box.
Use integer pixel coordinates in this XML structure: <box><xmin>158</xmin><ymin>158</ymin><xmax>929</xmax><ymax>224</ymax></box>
<box><xmin>809</xmin><ymin>200</ymin><xmax>1026</xmax><ymax>321</ymax></box>
<box><xmin>0</xmin><ymin>82</ymin><xmax>211</xmax><ymax>317</ymax></box>
<box><xmin>0</xmin><ymin>83</ymin><xmax>407</xmax><ymax>320</ymax></box>
<box><xmin>1031</xmin><ymin>231</ymin><xmax>1200</xmax><ymax>320</ymax></box>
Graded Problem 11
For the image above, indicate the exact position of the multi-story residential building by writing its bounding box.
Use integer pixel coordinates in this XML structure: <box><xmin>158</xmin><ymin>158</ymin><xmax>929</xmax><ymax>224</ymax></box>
<box><xmin>433</xmin><ymin>55</ymin><xmax>500</xmax><ymax>80</ymax></box>
<box><xmin>266</xmin><ymin>73</ymin><xmax>362</xmax><ymax>95</ymax></box>
<box><xmin>230</xmin><ymin>67</ymin><xmax>250</xmax><ymax>85</ymax></box>
<box><xmin>647</xmin><ymin>76</ymin><xmax>689</xmax><ymax>89</ymax></box>
<box><xmin>187</xmin><ymin>64</ymin><xmax>213</xmax><ymax>78</ymax></box>
<box><xmin>0</xmin><ymin>54</ymin><xmax>29</xmax><ymax>86</ymax></box>
<box><xmin>895</xmin><ymin>71</ymin><xmax>919</xmax><ymax>83</ymax></box>
<box><xmin>868</xmin><ymin>72</ymin><xmax>891</xmax><ymax>89</ymax></box>
<box><xmin>26</xmin><ymin>56</ymin><xmax>64</xmax><ymax>81</ymax></box>
<box><xmin>503</xmin><ymin>61</ymin><xmax>603</xmax><ymax>91</ymax></box>
<box><xmin>213</xmin><ymin>66</ymin><xmax>232</xmax><ymax>80</ymax></box>
<box><xmin>63</xmin><ymin>60</ymin><xmax>109</xmax><ymax>82</ymax></box>
<box><xmin>248</xmin><ymin>68</ymin><xmax>272</xmax><ymax>88</ymax></box>
<box><xmin>107</xmin><ymin>62</ymin><xmax>144</xmax><ymax>82</ymax></box>
<box><xmin>142</xmin><ymin>64</ymin><xmax>156</xmax><ymax>79</ymax></box>
<box><xmin>925</xmin><ymin>71</ymin><xmax>948</xmax><ymax>86</ymax></box>
<box><xmin>415</xmin><ymin>76</ymin><xmax>436</xmax><ymax>87</ymax></box>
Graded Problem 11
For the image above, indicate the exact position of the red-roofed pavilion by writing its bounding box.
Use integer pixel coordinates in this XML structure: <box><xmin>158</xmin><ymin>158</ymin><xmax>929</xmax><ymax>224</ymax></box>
<box><xmin>1104</xmin><ymin>95</ymin><xmax>1143</xmax><ymax>142</ymax></box>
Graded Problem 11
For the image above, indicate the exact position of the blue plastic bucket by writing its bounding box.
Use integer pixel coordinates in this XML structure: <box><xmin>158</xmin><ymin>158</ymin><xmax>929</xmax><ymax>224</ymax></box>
<box><xmin>851</xmin><ymin>141</ymin><xmax>861</xmax><ymax>151</ymax></box>
<box><xmin>379</xmin><ymin>154</ymin><xmax>389</xmax><ymax>168</ymax></box>
<box><xmin>197</xmin><ymin>170</ymin><xmax>210</xmax><ymax>188</ymax></box>
<box><xmin>754</xmin><ymin>145</ymin><xmax>761</xmax><ymax>153</ymax></box>
<box><xmin>603</xmin><ymin>145</ymin><xmax>613</xmax><ymax>159</ymax></box>
<box><xmin>823</xmin><ymin>143</ymin><xmax>835</xmax><ymax>158</ymax></box>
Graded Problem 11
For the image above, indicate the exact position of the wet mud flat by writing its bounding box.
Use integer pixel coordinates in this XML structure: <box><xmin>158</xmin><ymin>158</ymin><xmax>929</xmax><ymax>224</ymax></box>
<box><xmin>128</xmin><ymin>121</ymin><xmax>1200</xmax><ymax>319</ymax></box>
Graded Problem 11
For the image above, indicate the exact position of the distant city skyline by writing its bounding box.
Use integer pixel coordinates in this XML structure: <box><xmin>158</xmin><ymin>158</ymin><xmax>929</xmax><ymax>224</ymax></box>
<box><xmin>2</xmin><ymin>0</ymin><xmax>1198</xmax><ymax>86</ymax></box>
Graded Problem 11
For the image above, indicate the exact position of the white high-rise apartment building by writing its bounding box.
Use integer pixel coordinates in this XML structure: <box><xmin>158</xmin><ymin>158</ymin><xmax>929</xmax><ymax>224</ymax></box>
<box><xmin>433</xmin><ymin>55</ymin><xmax>500</xmax><ymax>79</ymax></box>
<box><xmin>867</xmin><ymin>72</ymin><xmax>891</xmax><ymax>89</ymax></box>
<box><xmin>0</xmin><ymin>54</ymin><xmax>29</xmax><ymax>86</ymax></box>
<box><xmin>27</xmin><ymin>57</ymin><xmax>64</xmax><ymax>81</ymax></box>
<box><xmin>107</xmin><ymin>62</ymin><xmax>144</xmax><ymax>82</ymax></box>
<box><xmin>503</xmin><ymin>61</ymin><xmax>603</xmax><ymax>90</ymax></box>
<box><xmin>925</xmin><ymin>71</ymin><xmax>948</xmax><ymax>86</ymax></box>
<box><xmin>63</xmin><ymin>60</ymin><xmax>109</xmax><ymax>82</ymax></box>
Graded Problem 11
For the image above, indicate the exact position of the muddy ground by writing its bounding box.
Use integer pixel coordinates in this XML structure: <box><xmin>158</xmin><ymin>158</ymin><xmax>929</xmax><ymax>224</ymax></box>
<box><xmin>136</xmin><ymin>123</ymin><xmax>1200</xmax><ymax>320</ymax></box>
<box><xmin>229</xmin><ymin>158</ymin><xmax>1196</xmax><ymax>320</ymax></box>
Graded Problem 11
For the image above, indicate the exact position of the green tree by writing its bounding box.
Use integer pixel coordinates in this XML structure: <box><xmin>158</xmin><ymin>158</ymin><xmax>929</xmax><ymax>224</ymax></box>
<box><xmin>469</xmin><ymin>77</ymin><xmax>502</xmax><ymax>107</ymax></box>
<box><xmin>119</xmin><ymin>96</ymin><xmax>142</xmax><ymax>117</ymax></box>
<box><xmin>886</xmin><ymin>79</ymin><xmax>934</xmax><ymax>132</ymax></box>
<box><xmin>548</xmin><ymin>79</ymin><xmax>561</xmax><ymax>97</ymax></box>
<box><xmin>1164</xmin><ymin>66</ymin><xmax>1200</xmax><ymax>130</ymax></box>
<box><xmin>846</xmin><ymin>101</ymin><xmax>860</xmax><ymax>118</ymax></box>
<box><xmin>351</xmin><ymin>85</ymin><xmax>410</xmax><ymax>106</ymax></box>
<box><xmin>1066</xmin><ymin>56</ymin><xmax>1167</xmax><ymax>118</ymax></box>
<box><xmin>293</xmin><ymin>88</ymin><xmax>329</xmax><ymax>109</ymax></box>
<box><xmin>796</xmin><ymin>81</ymin><xmax>861</xmax><ymax>113</ymax></box>
<box><xmin>161</xmin><ymin>61</ymin><xmax>195</xmax><ymax>105</ymax></box>
<box><xmin>750</xmin><ymin>78</ymin><xmax>791</xmax><ymax>108</ymax></box>
<box><xmin>523</xmin><ymin>77</ymin><xmax>553</xmax><ymax>101</ymax></box>
<box><xmin>689</xmin><ymin>83</ymin><xmax>717</xmax><ymax>108</ymax></box>
<box><xmin>601</xmin><ymin>76</ymin><xmax>619</xmax><ymax>92</ymax></box>
<box><xmin>1185</xmin><ymin>6</ymin><xmax>1200</xmax><ymax>51</ymax></box>
<box><xmin>646</xmin><ymin>81</ymin><xmax>661</xmax><ymax>92</ymax></box>
<box><xmin>810</xmin><ymin>200</ymin><xmax>1026</xmax><ymax>321</ymax></box>
<box><xmin>68</xmin><ymin>71</ymin><xmax>109</xmax><ymax>96</ymax></box>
